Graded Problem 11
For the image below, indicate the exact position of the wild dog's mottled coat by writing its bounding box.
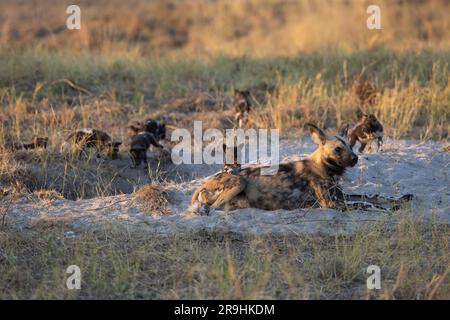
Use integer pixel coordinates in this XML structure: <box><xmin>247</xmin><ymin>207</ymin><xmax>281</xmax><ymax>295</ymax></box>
<box><xmin>191</xmin><ymin>143</ymin><xmax>244</xmax><ymax>209</ymax></box>
<box><xmin>127</xmin><ymin>119</ymin><xmax>166</xmax><ymax>141</ymax></box>
<box><xmin>192</xmin><ymin>123</ymin><xmax>412</xmax><ymax>211</ymax></box>
<box><xmin>65</xmin><ymin>128</ymin><xmax>121</xmax><ymax>159</ymax></box>
<box><xmin>340</xmin><ymin>109</ymin><xmax>384</xmax><ymax>153</ymax></box>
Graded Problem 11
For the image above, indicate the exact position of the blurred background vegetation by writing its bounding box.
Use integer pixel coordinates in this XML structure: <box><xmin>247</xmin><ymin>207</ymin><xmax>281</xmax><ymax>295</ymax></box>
<box><xmin>0</xmin><ymin>0</ymin><xmax>449</xmax><ymax>56</ymax></box>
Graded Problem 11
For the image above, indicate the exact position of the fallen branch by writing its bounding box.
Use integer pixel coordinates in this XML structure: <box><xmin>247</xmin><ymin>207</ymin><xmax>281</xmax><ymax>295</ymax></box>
<box><xmin>48</xmin><ymin>78</ymin><xmax>93</xmax><ymax>95</ymax></box>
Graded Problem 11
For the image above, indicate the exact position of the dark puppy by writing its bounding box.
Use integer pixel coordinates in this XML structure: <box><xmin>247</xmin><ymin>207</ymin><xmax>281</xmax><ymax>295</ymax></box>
<box><xmin>340</xmin><ymin>109</ymin><xmax>384</xmax><ymax>153</ymax></box>
<box><xmin>129</xmin><ymin>131</ymin><xmax>165</xmax><ymax>167</ymax></box>
<box><xmin>233</xmin><ymin>89</ymin><xmax>251</xmax><ymax>128</ymax></box>
<box><xmin>65</xmin><ymin>128</ymin><xmax>121</xmax><ymax>159</ymax></box>
<box><xmin>127</xmin><ymin>120</ymin><xmax>145</xmax><ymax>138</ymax></box>
<box><xmin>127</xmin><ymin>119</ymin><xmax>166</xmax><ymax>141</ymax></box>
<box><xmin>4</xmin><ymin>136</ymin><xmax>48</xmax><ymax>151</ymax></box>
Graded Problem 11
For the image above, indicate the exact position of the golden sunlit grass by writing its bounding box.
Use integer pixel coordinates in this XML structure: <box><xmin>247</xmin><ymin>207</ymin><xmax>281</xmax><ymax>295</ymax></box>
<box><xmin>0</xmin><ymin>0</ymin><xmax>449</xmax><ymax>56</ymax></box>
<box><xmin>1</xmin><ymin>49</ymin><xmax>448</xmax><ymax>140</ymax></box>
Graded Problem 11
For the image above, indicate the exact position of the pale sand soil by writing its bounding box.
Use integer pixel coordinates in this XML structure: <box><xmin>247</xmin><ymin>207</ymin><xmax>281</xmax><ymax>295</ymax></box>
<box><xmin>3</xmin><ymin>138</ymin><xmax>449</xmax><ymax>237</ymax></box>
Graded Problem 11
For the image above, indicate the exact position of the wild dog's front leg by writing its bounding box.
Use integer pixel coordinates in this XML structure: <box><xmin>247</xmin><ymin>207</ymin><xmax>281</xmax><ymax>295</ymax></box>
<box><xmin>377</xmin><ymin>137</ymin><xmax>383</xmax><ymax>151</ymax></box>
<box><xmin>310</xmin><ymin>181</ymin><xmax>336</xmax><ymax>208</ymax></box>
<box><xmin>358</xmin><ymin>142</ymin><xmax>367</xmax><ymax>153</ymax></box>
<box><xmin>343</xmin><ymin>193</ymin><xmax>413</xmax><ymax>211</ymax></box>
<box><xmin>211</xmin><ymin>182</ymin><xmax>246</xmax><ymax>209</ymax></box>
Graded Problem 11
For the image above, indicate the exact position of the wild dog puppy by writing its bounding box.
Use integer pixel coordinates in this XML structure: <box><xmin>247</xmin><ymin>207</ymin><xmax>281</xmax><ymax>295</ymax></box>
<box><xmin>192</xmin><ymin>123</ymin><xmax>412</xmax><ymax>212</ymax></box>
<box><xmin>127</xmin><ymin>119</ymin><xmax>166</xmax><ymax>141</ymax></box>
<box><xmin>127</xmin><ymin>121</ymin><xmax>144</xmax><ymax>138</ymax></box>
<box><xmin>148</xmin><ymin>120</ymin><xmax>167</xmax><ymax>141</ymax></box>
<box><xmin>339</xmin><ymin>109</ymin><xmax>384</xmax><ymax>153</ymax></box>
<box><xmin>129</xmin><ymin>131</ymin><xmax>166</xmax><ymax>167</ymax></box>
<box><xmin>65</xmin><ymin>128</ymin><xmax>121</xmax><ymax>159</ymax></box>
<box><xmin>191</xmin><ymin>143</ymin><xmax>244</xmax><ymax>211</ymax></box>
<box><xmin>4</xmin><ymin>136</ymin><xmax>48</xmax><ymax>151</ymax></box>
<box><xmin>233</xmin><ymin>89</ymin><xmax>252</xmax><ymax>128</ymax></box>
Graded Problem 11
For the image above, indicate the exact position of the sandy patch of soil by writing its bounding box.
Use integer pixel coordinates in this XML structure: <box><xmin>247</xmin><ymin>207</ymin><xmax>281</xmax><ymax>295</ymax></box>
<box><xmin>2</xmin><ymin>138</ymin><xmax>449</xmax><ymax>237</ymax></box>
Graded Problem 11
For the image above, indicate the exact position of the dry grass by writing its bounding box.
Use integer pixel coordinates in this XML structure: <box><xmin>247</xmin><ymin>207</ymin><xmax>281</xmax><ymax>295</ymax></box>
<box><xmin>0</xmin><ymin>215</ymin><xmax>448</xmax><ymax>299</ymax></box>
<box><xmin>1</xmin><ymin>0</ymin><xmax>449</xmax><ymax>56</ymax></box>
<box><xmin>0</xmin><ymin>148</ymin><xmax>125</xmax><ymax>200</ymax></box>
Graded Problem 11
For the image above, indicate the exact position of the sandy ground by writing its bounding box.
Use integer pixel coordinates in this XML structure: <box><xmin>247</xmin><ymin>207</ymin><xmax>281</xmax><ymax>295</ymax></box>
<box><xmin>2</xmin><ymin>138</ymin><xmax>449</xmax><ymax>237</ymax></box>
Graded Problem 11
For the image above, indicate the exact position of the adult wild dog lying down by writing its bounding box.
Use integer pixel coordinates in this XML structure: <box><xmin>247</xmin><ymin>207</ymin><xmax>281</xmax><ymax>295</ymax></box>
<box><xmin>128</xmin><ymin>119</ymin><xmax>169</xmax><ymax>167</ymax></box>
<box><xmin>340</xmin><ymin>109</ymin><xmax>384</xmax><ymax>153</ymax></box>
<box><xmin>64</xmin><ymin>128</ymin><xmax>122</xmax><ymax>159</ymax></box>
<box><xmin>192</xmin><ymin>123</ymin><xmax>412</xmax><ymax>212</ymax></box>
<box><xmin>191</xmin><ymin>143</ymin><xmax>243</xmax><ymax>211</ymax></box>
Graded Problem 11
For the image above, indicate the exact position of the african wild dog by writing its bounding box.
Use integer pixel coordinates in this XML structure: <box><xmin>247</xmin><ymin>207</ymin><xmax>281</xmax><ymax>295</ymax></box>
<box><xmin>127</xmin><ymin>119</ymin><xmax>166</xmax><ymax>141</ymax></box>
<box><xmin>233</xmin><ymin>89</ymin><xmax>251</xmax><ymax>128</ymax></box>
<box><xmin>64</xmin><ymin>128</ymin><xmax>122</xmax><ymax>159</ymax></box>
<box><xmin>339</xmin><ymin>109</ymin><xmax>384</xmax><ymax>153</ymax></box>
<box><xmin>128</xmin><ymin>119</ymin><xmax>168</xmax><ymax>167</ymax></box>
<box><xmin>4</xmin><ymin>136</ymin><xmax>48</xmax><ymax>151</ymax></box>
<box><xmin>192</xmin><ymin>123</ymin><xmax>412</xmax><ymax>212</ymax></box>
<box><xmin>191</xmin><ymin>143</ymin><xmax>243</xmax><ymax>211</ymax></box>
<box><xmin>129</xmin><ymin>131</ymin><xmax>167</xmax><ymax>167</ymax></box>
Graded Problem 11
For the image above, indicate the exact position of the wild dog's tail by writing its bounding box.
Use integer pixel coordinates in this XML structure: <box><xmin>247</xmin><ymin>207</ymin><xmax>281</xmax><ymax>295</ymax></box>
<box><xmin>211</xmin><ymin>182</ymin><xmax>246</xmax><ymax>208</ymax></box>
<box><xmin>338</xmin><ymin>123</ymin><xmax>350</xmax><ymax>138</ymax></box>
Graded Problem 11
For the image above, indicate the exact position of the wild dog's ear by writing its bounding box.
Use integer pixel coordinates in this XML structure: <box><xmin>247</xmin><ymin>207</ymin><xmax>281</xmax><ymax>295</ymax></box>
<box><xmin>338</xmin><ymin>123</ymin><xmax>350</xmax><ymax>138</ymax></box>
<box><xmin>128</xmin><ymin>123</ymin><xmax>140</xmax><ymax>133</ymax></box>
<box><xmin>306</xmin><ymin>123</ymin><xmax>328</xmax><ymax>145</ymax></box>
